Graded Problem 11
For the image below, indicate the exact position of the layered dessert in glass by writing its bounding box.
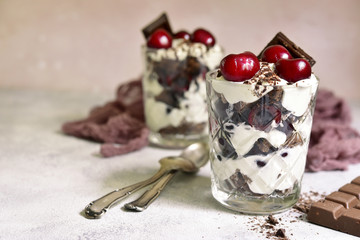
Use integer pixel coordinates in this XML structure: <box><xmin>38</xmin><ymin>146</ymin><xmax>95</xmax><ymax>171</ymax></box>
<box><xmin>142</xmin><ymin>14</ymin><xmax>224</xmax><ymax>148</ymax></box>
<box><xmin>206</xmin><ymin>33</ymin><xmax>318</xmax><ymax>213</ymax></box>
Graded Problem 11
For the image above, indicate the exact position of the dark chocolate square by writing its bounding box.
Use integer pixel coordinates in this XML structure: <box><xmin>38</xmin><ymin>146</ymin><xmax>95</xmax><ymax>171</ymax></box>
<box><xmin>258</xmin><ymin>32</ymin><xmax>316</xmax><ymax>67</ymax></box>
<box><xmin>142</xmin><ymin>13</ymin><xmax>173</xmax><ymax>39</ymax></box>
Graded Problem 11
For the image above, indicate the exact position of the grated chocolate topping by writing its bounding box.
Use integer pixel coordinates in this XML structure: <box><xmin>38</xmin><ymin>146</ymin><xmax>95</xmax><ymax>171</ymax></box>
<box><xmin>251</xmin><ymin>62</ymin><xmax>282</xmax><ymax>86</ymax></box>
<box><xmin>243</xmin><ymin>62</ymin><xmax>282</xmax><ymax>99</ymax></box>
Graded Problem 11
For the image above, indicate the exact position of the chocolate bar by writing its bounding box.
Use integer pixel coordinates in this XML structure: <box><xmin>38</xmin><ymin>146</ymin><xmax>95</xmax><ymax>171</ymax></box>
<box><xmin>307</xmin><ymin>176</ymin><xmax>360</xmax><ymax>237</ymax></box>
<box><xmin>258</xmin><ymin>32</ymin><xmax>316</xmax><ymax>67</ymax></box>
<box><xmin>142</xmin><ymin>13</ymin><xmax>173</xmax><ymax>39</ymax></box>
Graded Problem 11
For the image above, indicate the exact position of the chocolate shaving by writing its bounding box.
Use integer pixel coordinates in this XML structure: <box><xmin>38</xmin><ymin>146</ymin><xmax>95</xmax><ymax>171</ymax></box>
<box><xmin>274</xmin><ymin>228</ymin><xmax>286</xmax><ymax>238</ymax></box>
<box><xmin>142</xmin><ymin>13</ymin><xmax>173</xmax><ymax>39</ymax></box>
<box><xmin>258</xmin><ymin>32</ymin><xmax>316</xmax><ymax>66</ymax></box>
<box><xmin>266</xmin><ymin>215</ymin><xmax>279</xmax><ymax>225</ymax></box>
<box><xmin>249</xmin><ymin>62</ymin><xmax>282</xmax><ymax>86</ymax></box>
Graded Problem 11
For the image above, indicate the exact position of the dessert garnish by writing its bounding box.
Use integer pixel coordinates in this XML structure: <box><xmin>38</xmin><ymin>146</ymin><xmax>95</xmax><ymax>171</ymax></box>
<box><xmin>174</xmin><ymin>30</ymin><xmax>191</xmax><ymax>40</ymax></box>
<box><xmin>219</xmin><ymin>52</ymin><xmax>260</xmax><ymax>82</ymax></box>
<box><xmin>220</xmin><ymin>41</ymin><xmax>312</xmax><ymax>83</ymax></box>
<box><xmin>146</xmin><ymin>29</ymin><xmax>172</xmax><ymax>49</ymax></box>
<box><xmin>147</xmin><ymin>28</ymin><xmax>216</xmax><ymax>49</ymax></box>
<box><xmin>275</xmin><ymin>58</ymin><xmax>311</xmax><ymax>82</ymax></box>
<box><xmin>143</xmin><ymin>13</ymin><xmax>216</xmax><ymax>49</ymax></box>
<box><xmin>258</xmin><ymin>32</ymin><xmax>316</xmax><ymax>67</ymax></box>
<box><xmin>260</xmin><ymin>45</ymin><xmax>292</xmax><ymax>63</ymax></box>
<box><xmin>142</xmin><ymin>13</ymin><xmax>173</xmax><ymax>39</ymax></box>
<box><xmin>191</xmin><ymin>28</ymin><xmax>216</xmax><ymax>47</ymax></box>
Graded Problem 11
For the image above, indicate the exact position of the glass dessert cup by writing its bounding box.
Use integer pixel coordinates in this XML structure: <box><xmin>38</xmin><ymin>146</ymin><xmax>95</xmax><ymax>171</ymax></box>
<box><xmin>142</xmin><ymin>41</ymin><xmax>223</xmax><ymax>148</ymax></box>
<box><xmin>206</xmin><ymin>69</ymin><xmax>319</xmax><ymax>214</ymax></box>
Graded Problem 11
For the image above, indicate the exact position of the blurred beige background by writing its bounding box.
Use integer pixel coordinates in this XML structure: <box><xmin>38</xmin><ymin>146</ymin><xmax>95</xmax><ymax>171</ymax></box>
<box><xmin>0</xmin><ymin>0</ymin><xmax>359</xmax><ymax>100</ymax></box>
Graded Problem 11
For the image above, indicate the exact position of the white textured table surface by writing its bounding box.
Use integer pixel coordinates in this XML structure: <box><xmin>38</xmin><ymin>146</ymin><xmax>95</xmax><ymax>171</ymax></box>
<box><xmin>1</xmin><ymin>89</ymin><xmax>360</xmax><ymax>240</ymax></box>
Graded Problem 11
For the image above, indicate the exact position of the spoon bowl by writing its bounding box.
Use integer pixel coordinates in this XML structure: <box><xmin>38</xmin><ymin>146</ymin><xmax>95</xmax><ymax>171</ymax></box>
<box><xmin>158</xmin><ymin>142</ymin><xmax>209</xmax><ymax>173</ymax></box>
<box><xmin>180</xmin><ymin>142</ymin><xmax>209</xmax><ymax>169</ymax></box>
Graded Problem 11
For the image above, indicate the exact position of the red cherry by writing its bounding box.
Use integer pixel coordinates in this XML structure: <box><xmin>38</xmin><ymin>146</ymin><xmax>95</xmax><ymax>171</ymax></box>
<box><xmin>147</xmin><ymin>29</ymin><xmax>172</xmax><ymax>49</ymax></box>
<box><xmin>260</xmin><ymin>45</ymin><xmax>292</xmax><ymax>63</ymax></box>
<box><xmin>174</xmin><ymin>30</ymin><xmax>190</xmax><ymax>40</ymax></box>
<box><xmin>220</xmin><ymin>52</ymin><xmax>260</xmax><ymax>82</ymax></box>
<box><xmin>275</xmin><ymin>59</ymin><xmax>311</xmax><ymax>82</ymax></box>
<box><xmin>192</xmin><ymin>28</ymin><xmax>215</xmax><ymax>47</ymax></box>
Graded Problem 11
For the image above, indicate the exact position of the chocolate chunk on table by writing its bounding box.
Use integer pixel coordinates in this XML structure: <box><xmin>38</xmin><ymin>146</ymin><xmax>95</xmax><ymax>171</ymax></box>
<box><xmin>258</xmin><ymin>32</ymin><xmax>316</xmax><ymax>67</ymax></box>
<box><xmin>142</xmin><ymin>13</ymin><xmax>173</xmax><ymax>39</ymax></box>
<box><xmin>307</xmin><ymin>176</ymin><xmax>360</xmax><ymax>237</ymax></box>
<box><xmin>274</xmin><ymin>228</ymin><xmax>286</xmax><ymax>238</ymax></box>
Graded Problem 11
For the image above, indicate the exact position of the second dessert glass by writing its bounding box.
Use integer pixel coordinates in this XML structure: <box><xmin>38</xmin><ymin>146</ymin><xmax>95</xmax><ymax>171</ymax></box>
<box><xmin>206</xmin><ymin>64</ymin><xmax>319</xmax><ymax>214</ymax></box>
<box><xmin>142</xmin><ymin>29</ymin><xmax>223</xmax><ymax>148</ymax></box>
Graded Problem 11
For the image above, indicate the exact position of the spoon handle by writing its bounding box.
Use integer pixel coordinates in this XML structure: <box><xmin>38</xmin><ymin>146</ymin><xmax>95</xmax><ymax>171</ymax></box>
<box><xmin>124</xmin><ymin>170</ymin><xmax>178</xmax><ymax>212</ymax></box>
<box><xmin>84</xmin><ymin>169</ymin><xmax>167</xmax><ymax>219</ymax></box>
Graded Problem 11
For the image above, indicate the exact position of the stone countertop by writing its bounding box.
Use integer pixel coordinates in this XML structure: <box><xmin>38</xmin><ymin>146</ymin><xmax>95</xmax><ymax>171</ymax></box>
<box><xmin>1</xmin><ymin>89</ymin><xmax>359</xmax><ymax>240</ymax></box>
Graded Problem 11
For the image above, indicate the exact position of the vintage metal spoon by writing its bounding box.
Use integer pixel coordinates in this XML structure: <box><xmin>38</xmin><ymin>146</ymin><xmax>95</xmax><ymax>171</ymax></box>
<box><xmin>124</xmin><ymin>142</ymin><xmax>209</xmax><ymax>211</ymax></box>
<box><xmin>84</xmin><ymin>142</ymin><xmax>209</xmax><ymax>219</ymax></box>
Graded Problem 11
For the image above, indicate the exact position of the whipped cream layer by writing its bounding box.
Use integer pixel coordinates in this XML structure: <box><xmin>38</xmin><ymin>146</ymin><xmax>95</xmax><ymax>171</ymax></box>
<box><xmin>226</xmin><ymin>122</ymin><xmax>286</xmax><ymax>156</ymax></box>
<box><xmin>143</xmin><ymin>39</ymin><xmax>224</xmax><ymax>70</ymax></box>
<box><xmin>211</xmin><ymin>63</ymin><xmax>318</xmax><ymax>116</ymax></box>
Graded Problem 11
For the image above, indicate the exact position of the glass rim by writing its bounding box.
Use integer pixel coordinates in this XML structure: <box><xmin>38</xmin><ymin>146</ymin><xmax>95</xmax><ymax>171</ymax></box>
<box><xmin>206</xmin><ymin>68</ymin><xmax>319</xmax><ymax>89</ymax></box>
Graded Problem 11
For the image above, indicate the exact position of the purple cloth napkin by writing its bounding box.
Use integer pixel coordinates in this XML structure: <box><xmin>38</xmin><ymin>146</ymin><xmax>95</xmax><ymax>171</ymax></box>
<box><xmin>62</xmin><ymin>82</ymin><xmax>360</xmax><ymax>172</ymax></box>
<box><xmin>306</xmin><ymin>89</ymin><xmax>360</xmax><ymax>171</ymax></box>
<box><xmin>62</xmin><ymin>79</ymin><xmax>149</xmax><ymax>157</ymax></box>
